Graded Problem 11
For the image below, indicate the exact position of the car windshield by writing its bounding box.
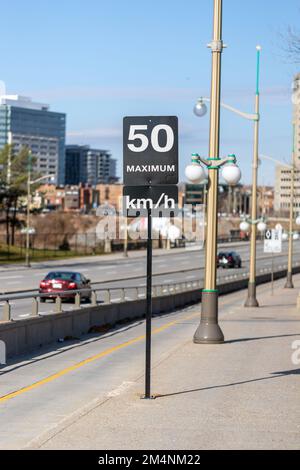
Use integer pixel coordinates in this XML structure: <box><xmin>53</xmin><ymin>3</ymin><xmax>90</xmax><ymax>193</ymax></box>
<box><xmin>45</xmin><ymin>272</ymin><xmax>77</xmax><ymax>281</ymax></box>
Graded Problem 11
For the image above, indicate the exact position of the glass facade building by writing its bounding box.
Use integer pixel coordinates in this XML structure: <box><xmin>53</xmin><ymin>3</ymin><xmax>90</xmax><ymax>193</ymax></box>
<box><xmin>0</xmin><ymin>95</ymin><xmax>66</xmax><ymax>184</ymax></box>
<box><xmin>65</xmin><ymin>145</ymin><xmax>118</xmax><ymax>185</ymax></box>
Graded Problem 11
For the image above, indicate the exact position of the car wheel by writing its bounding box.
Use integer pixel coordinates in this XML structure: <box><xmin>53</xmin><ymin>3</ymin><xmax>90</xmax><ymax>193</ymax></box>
<box><xmin>40</xmin><ymin>297</ymin><xmax>46</xmax><ymax>303</ymax></box>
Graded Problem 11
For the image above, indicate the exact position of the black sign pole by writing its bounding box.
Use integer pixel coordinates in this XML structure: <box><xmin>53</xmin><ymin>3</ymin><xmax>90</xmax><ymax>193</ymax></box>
<box><xmin>145</xmin><ymin>204</ymin><xmax>153</xmax><ymax>399</ymax></box>
<box><xmin>123</xmin><ymin>115</ymin><xmax>179</xmax><ymax>400</ymax></box>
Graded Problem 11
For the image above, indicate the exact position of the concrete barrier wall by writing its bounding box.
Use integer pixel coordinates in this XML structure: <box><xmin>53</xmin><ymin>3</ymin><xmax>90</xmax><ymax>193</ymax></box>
<box><xmin>1</xmin><ymin>266</ymin><xmax>299</xmax><ymax>360</ymax></box>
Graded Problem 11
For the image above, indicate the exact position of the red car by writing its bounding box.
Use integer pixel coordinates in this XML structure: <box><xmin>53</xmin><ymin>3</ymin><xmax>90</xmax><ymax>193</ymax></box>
<box><xmin>39</xmin><ymin>271</ymin><xmax>92</xmax><ymax>302</ymax></box>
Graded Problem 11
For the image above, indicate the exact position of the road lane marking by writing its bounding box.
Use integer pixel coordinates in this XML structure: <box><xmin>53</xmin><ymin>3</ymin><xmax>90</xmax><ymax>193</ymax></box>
<box><xmin>0</xmin><ymin>276</ymin><xmax>23</xmax><ymax>280</ymax></box>
<box><xmin>0</xmin><ymin>311</ymin><xmax>199</xmax><ymax>404</ymax></box>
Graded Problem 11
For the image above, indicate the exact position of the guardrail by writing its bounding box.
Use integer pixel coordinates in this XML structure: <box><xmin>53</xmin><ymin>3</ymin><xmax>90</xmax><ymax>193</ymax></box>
<box><xmin>1</xmin><ymin>260</ymin><xmax>299</xmax><ymax>322</ymax></box>
<box><xmin>1</xmin><ymin>261</ymin><xmax>300</xmax><ymax>360</ymax></box>
<box><xmin>0</xmin><ymin>280</ymin><xmax>203</xmax><ymax>322</ymax></box>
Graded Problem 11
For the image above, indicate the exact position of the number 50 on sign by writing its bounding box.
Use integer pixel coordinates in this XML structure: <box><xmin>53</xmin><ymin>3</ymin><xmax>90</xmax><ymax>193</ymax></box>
<box><xmin>123</xmin><ymin>116</ymin><xmax>178</xmax><ymax>186</ymax></box>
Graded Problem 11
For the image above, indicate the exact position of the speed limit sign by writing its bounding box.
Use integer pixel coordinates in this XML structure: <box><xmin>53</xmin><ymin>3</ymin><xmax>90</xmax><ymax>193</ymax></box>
<box><xmin>123</xmin><ymin>116</ymin><xmax>178</xmax><ymax>186</ymax></box>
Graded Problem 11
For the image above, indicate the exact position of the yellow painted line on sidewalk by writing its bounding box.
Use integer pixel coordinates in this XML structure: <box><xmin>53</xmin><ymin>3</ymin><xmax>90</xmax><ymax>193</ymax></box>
<box><xmin>0</xmin><ymin>311</ymin><xmax>199</xmax><ymax>404</ymax></box>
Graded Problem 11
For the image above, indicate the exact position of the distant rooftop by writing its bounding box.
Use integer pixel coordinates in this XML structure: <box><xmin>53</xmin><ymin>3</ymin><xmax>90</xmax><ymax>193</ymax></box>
<box><xmin>0</xmin><ymin>95</ymin><xmax>49</xmax><ymax>111</ymax></box>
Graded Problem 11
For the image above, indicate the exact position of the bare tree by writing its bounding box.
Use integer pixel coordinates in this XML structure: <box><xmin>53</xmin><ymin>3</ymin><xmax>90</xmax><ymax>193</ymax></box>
<box><xmin>283</xmin><ymin>26</ymin><xmax>300</xmax><ymax>63</ymax></box>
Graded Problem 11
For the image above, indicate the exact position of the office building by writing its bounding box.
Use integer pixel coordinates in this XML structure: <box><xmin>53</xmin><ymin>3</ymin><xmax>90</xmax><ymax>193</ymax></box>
<box><xmin>65</xmin><ymin>145</ymin><xmax>118</xmax><ymax>185</ymax></box>
<box><xmin>0</xmin><ymin>95</ymin><xmax>66</xmax><ymax>184</ymax></box>
<box><xmin>271</xmin><ymin>73</ymin><xmax>300</xmax><ymax>215</ymax></box>
<box><xmin>274</xmin><ymin>165</ymin><xmax>300</xmax><ymax>215</ymax></box>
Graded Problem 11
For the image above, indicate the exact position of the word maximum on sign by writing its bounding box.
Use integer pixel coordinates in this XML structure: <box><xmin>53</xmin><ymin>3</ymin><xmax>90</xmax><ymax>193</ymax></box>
<box><xmin>123</xmin><ymin>116</ymin><xmax>178</xmax><ymax>186</ymax></box>
<box><xmin>126</xmin><ymin>164</ymin><xmax>176</xmax><ymax>173</ymax></box>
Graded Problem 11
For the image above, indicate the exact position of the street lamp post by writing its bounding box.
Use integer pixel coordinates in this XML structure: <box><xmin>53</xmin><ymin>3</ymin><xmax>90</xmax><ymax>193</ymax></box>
<box><xmin>194</xmin><ymin>46</ymin><xmax>262</xmax><ymax>307</ymax></box>
<box><xmin>259</xmin><ymin>149</ymin><xmax>300</xmax><ymax>288</ymax></box>
<box><xmin>25</xmin><ymin>152</ymin><xmax>32</xmax><ymax>267</ymax></box>
<box><xmin>245</xmin><ymin>46</ymin><xmax>261</xmax><ymax>307</ymax></box>
<box><xmin>185</xmin><ymin>0</ymin><xmax>242</xmax><ymax>343</ymax></box>
<box><xmin>25</xmin><ymin>155</ymin><xmax>54</xmax><ymax>267</ymax></box>
<box><xmin>186</xmin><ymin>152</ymin><xmax>241</xmax><ymax>344</ymax></box>
<box><xmin>194</xmin><ymin>0</ymin><xmax>223</xmax><ymax>343</ymax></box>
<box><xmin>285</xmin><ymin>123</ymin><xmax>296</xmax><ymax>288</ymax></box>
<box><xmin>240</xmin><ymin>217</ymin><xmax>267</xmax><ymax>237</ymax></box>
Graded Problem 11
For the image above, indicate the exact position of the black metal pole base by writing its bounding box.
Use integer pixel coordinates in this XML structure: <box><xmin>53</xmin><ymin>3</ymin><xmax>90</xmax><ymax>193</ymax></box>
<box><xmin>140</xmin><ymin>394</ymin><xmax>156</xmax><ymax>400</ymax></box>
<box><xmin>193</xmin><ymin>291</ymin><xmax>224</xmax><ymax>344</ymax></box>
<box><xmin>284</xmin><ymin>272</ymin><xmax>294</xmax><ymax>289</ymax></box>
<box><xmin>244</xmin><ymin>282</ymin><xmax>259</xmax><ymax>307</ymax></box>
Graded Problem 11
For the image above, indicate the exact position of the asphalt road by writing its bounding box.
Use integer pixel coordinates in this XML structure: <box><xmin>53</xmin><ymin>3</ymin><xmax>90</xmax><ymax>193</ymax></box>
<box><xmin>0</xmin><ymin>240</ymin><xmax>299</xmax><ymax>320</ymax></box>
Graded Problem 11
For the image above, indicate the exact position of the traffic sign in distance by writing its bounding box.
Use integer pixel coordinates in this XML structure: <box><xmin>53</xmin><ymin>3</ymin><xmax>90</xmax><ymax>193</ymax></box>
<box><xmin>123</xmin><ymin>116</ymin><xmax>178</xmax><ymax>186</ymax></box>
<box><xmin>123</xmin><ymin>185</ymin><xmax>178</xmax><ymax>217</ymax></box>
<box><xmin>264</xmin><ymin>228</ymin><xmax>282</xmax><ymax>253</ymax></box>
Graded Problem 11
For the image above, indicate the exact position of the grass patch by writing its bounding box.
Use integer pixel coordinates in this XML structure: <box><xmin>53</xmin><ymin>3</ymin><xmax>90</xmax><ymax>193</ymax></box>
<box><xmin>0</xmin><ymin>244</ymin><xmax>98</xmax><ymax>264</ymax></box>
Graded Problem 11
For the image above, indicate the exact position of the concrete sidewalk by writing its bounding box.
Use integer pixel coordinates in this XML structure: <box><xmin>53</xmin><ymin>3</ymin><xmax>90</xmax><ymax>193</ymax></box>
<box><xmin>36</xmin><ymin>277</ymin><xmax>300</xmax><ymax>450</ymax></box>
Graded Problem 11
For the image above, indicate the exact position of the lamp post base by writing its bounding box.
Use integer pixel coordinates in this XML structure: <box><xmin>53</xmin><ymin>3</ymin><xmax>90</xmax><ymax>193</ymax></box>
<box><xmin>284</xmin><ymin>272</ymin><xmax>294</xmax><ymax>289</ymax></box>
<box><xmin>244</xmin><ymin>282</ymin><xmax>259</xmax><ymax>307</ymax></box>
<box><xmin>193</xmin><ymin>291</ymin><xmax>224</xmax><ymax>344</ymax></box>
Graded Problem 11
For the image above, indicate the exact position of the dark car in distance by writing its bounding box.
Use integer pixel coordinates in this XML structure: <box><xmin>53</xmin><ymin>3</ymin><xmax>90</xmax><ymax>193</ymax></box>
<box><xmin>39</xmin><ymin>271</ymin><xmax>92</xmax><ymax>302</ymax></box>
<box><xmin>217</xmin><ymin>251</ymin><xmax>242</xmax><ymax>269</ymax></box>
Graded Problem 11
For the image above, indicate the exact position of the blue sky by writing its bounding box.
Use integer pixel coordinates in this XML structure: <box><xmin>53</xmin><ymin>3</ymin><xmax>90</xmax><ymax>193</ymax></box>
<box><xmin>1</xmin><ymin>0</ymin><xmax>300</xmax><ymax>184</ymax></box>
